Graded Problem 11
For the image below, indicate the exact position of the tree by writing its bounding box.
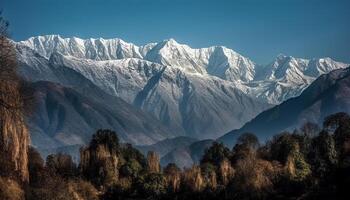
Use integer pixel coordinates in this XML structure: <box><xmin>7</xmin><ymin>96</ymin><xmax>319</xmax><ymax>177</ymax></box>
<box><xmin>136</xmin><ymin>173</ymin><xmax>167</xmax><ymax>197</ymax></box>
<box><xmin>0</xmin><ymin>11</ymin><xmax>17</xmax><ymax>84</ymax></box>
<box><xmin>323</xmin><ymin>112</ymin><xmax>350</xmax><ymax>197</ymax></box>
<box><xmin>0</xmin><ymin>177</ymin><xmax>25</xmax><ymax>200</ymax></box>
<box><xmin>323</xmin><ymin>112</ymin><xmax>350</xmax><ymax>132</ymax></box>
<box><xmin>229</xmin><ymin>151</ymin><xmax>275</xmax><ymax>200</ymax></box>
<box><xmin>46</xmin><ymin>153</ymin><xmax>77</xmax><ymax>178</ymax></box>
<box><xmin>27</xmin><ymin>147</ymin><xmax>45</xmax><ymax>187</ymax></box>
<box><xmin>268</xmin><ymin>133</ymin><xmax>311</xmax><ymax>181</ymax></box>
<box><xmin>120</xmin><ymin>143</ymin><xmax>147</xmax><ymax>168</ymax></box>
<box><xmin>79</xmin><ymin>129</ymin><xmax>120</xmax><ymax>187</ymax></box>
<box><xmin>269</xmin><ymin>132</ymin><xmax>299</xmax><ymax>164</ymax></box>
<box><xmin>147</xmin><ymin>151</ymin><xmax>161</xmax><ymax>173</ymax></box>
<box><xmin>182</xmin><ymin>165</ymin><xmax>204</xmax><ymax>192</ymax></box>
<box><xmin>285</xmin><ymin>147</ymin><xmax>311</xmax><ymax>182</ymax></box>
<box><xmin>163</xmin><ymin>163</ymin><xmax>181</xmax><ymax>175</ymax></box>
<box><xmin>237</xmin><ymin>132</ymin><xmax>260</xmax><ymax>150</ymax></box>
<box><xmin>163</xmin><ymin>163</ymin><xmax>181</xmax><ymax>192</ymax></box>
<box><xmin>0</xmin><ymin>11</ymin><xmax>30</xmax><ymax>183</ymax></box>
<box><xmin>232</xmin><ymin>133</ymin><xmax>260</xmax><ymax>164</ymax></box>
<box><xmin>90</xmin><ymin>129</ymin><xmax>119</xmax><ymax>153</ymax></box>
<box><xmin>200</xmin><ymin>162</ymin><xmax>217</xmax><ymax>190</ymax></box>
<box><xmin>323</xmin><ymin>112</ymin><xmax>350</xmax><ymax>162</ymax></box>
<box><xmin>119</xmin><ymin>143</ymin><xmax>146</xmax><ymax>180</ymax></box>
<box><xmin>201</xmin><ymin>142</ymin><xmax>232</xmax><ymax>168</ymax></box>
<box><xmin>300</xmin><ymin>122</ymin><xmax>320</xmax><ymax>138</ymax></box>
<box><xmin>67</xmin><ymin>179</ymin><xmax>99</xmax><ymax>200</ymax></box>
<box><xmin>219</xmin><ymin>158</ymin><xmax>235</xmax><ymax>185</ymax></box>
<box><xmin>119</xmin><ymin>158</ymin><xmax>142</xmax><ymax>178</ymax></box>
<box><xmin>308</xmin><ymin>130</ymin><xmax>338</xmax><ymax>180</ymax></box>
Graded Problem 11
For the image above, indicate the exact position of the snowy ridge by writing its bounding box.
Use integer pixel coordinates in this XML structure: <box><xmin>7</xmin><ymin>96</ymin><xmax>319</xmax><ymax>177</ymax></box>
<box><xmin>19</xmin><ymin>35</ymin><xmax>143</xmax><ymax>60</ymax></box>
<box><xmin>18</xmin><ymin>35</ymin><xmax>258</xmax><ymax>83</ymax></box>
<box><xmin>246</xmin><ymin>54</ymin><xmax>349</xmax><ymax>103</ymax></box>
<box><xmin>17</xmin><ymin>35</ymin><xmax>348</xmax><ymax>104</ymax></box>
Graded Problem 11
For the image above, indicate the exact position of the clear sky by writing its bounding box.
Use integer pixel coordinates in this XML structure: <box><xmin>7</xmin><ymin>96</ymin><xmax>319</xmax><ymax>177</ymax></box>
<box><xmin>2</xmin><ymin>0</ymin><xmax>350</xmax><ymax>64</ymax></box>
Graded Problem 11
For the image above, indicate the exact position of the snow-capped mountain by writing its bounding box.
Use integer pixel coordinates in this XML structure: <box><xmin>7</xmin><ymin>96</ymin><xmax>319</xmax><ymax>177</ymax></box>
<box><xmin>219</xmin><ymin>66</ymin><xmax>350</xmax><ymax>148</ymax></box>
<box><xmin>14</xmin><ymin>35</ymin><xmax>348</xmax><ymax>140</ymax></box>
<box><xmin>18</xmin><ymin>35</ymin><xmax>144</xmax><ymax>60</ymax></box>
<box><xmin>18</xmin><ymin>35</ymin><xmax>257</xmax><ymax>82</ymax></box>
<box><xmin>246</xmin><ymin>54</ymin><xmax>349</xmax><ymax>103</ymax></box>
<box><xmin>17</xmin><ymin>35</ymin><xmax>348</xmax><ymax>104</ymax></box>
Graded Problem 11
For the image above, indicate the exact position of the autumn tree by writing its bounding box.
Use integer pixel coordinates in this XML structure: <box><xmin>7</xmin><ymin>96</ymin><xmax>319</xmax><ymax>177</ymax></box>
<box><xmin>200</xmin><ymin>162</ymin><xmax>217</xmax><ymax>190</ymax></box>
<box><xmin>163</xmin><ymin>163</ymin><xmax>181</xmax><ymax>192</ymax></box>
<box><xmin>46</xmin><ymin>153</ymin><xmax>77</xmax><ymax>178</ymax></box>
<box><xmin>0</xmin><ymin>11</ymin><xmax>30</xmax><ymax>183</ymax></box>
<box><xmin>182</xmin><ymin>165</ymin><xmax>204</xmax><ymax>192</ymax></box>
<box><xmin>147</xmin><ymin>151</ymin><xmax>161</xmax><ymax>173</ymax></box>
<box><xmin>219</xmin><ymin>158</ymin><xmax>234</xmax><ymax>186</ymax></box>
<box><xmin>229</xmin><ymin>151</ymin><xmax>276</xmax><ymax>199</ymax></box>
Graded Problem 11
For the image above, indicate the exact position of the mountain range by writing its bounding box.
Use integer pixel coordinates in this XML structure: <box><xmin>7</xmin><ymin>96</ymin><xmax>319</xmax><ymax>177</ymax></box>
<box><xmin>15</xmin><ymin>36</ymin><xmax>271</xmax><ymax>140</ymax></box>
<box><xmin>13</xmin><ymin>35</ymin><xmax>349</xmax><ymax>163</ymax></box>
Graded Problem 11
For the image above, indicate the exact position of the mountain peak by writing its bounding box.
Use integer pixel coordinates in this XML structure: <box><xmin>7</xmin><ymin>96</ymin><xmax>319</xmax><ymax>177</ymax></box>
<box><xmin>164</xmin><ymin>38</ymin><xmax>177</xmax><ymax>43</ymax></box>
<box><xmin>276</xmin><ymin>53</ymin><xmax>290</xmax><ymax>61</ymax></box>
<box><xmin>160</xmin><ymin>38</ymin><xmax>181</xmax><ymax>47</ymax></box>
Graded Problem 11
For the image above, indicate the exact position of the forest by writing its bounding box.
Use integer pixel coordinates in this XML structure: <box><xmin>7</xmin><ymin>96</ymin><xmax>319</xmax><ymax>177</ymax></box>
<box><xmin>1</xmin><ymin>112</ymin><xmax>350</xmax><ymax>200</ymax></box>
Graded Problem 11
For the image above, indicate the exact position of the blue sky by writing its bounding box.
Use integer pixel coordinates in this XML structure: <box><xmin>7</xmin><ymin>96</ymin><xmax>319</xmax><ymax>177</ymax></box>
<box><xmin>2</xmin><ymin>0</ymin><xmax>350</xmax><ymax>64</ymax></box>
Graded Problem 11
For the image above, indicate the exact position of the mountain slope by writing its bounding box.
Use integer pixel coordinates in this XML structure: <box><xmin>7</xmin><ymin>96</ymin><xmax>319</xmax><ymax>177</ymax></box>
<box><xmin>219</xmin><ymin>67</ymin><xmax>350</xmax><ymax>148</ymax></box>
<box><xmin>27</xmin><ymin>81</ymin><xmax>177</xmax><ymax>152</ymax></box>
<box><xmin>136</xmin><ymin>136</ymin><xmax>197</xmax><ymax>158</ymax></box>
